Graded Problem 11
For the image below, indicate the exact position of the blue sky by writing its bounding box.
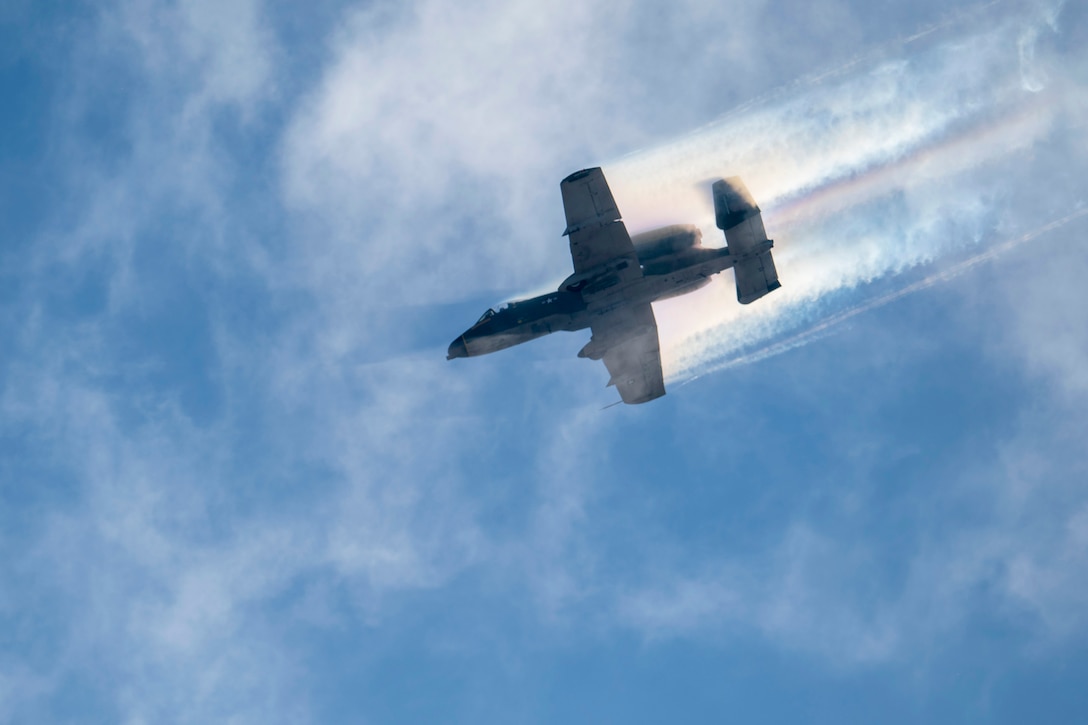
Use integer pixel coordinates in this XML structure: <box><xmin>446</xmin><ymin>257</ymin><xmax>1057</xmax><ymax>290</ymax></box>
<box><xmin>2</xmin><ymin>0</ymin><xmax>1088</xmax><ymax>722</ymax></box>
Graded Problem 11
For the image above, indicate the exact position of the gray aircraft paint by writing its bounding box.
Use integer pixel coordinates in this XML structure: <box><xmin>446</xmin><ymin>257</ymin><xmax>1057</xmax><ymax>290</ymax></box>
<box><xmin>447</xmin><ymin>168</ymin><xmax>780</xmax><ymax>404</ymax></box>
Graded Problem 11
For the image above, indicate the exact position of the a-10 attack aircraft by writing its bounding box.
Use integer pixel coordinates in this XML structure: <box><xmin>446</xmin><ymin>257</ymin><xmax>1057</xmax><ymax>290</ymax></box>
<box><xmin>447</xmin><ymin>167</ymin><xmax>781</xmax><ymax>404</ymax></box>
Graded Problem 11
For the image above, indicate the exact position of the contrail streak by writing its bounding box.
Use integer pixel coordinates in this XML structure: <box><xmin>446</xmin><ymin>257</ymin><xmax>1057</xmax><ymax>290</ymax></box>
<box><xmin>682</xmin><ymin>207</ymin><xmax>1088</xmax><ymax>380</ymax></box>
<box><xmin>612</xmin><ymin>0</ymin><xmax>1083</xmax><ymax>384</ymax></box>
<box><xmin>704</xmin><ymin>0</ymin><xmax>1006</xmax><ymax>129</ymax></box>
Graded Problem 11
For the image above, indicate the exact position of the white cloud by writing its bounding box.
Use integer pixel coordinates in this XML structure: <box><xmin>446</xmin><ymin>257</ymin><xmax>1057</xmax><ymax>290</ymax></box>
<box><xmin>276</xmin><ymin>0</ymin><xmax>909</xmax><ymax>311</ymax></box>
<box><xmin>603</xmin><ymin>5</ymin><xmax>1082</xmax><ymax>381</ymax></box>
<box><xmin>118</xmin><ymin>0</ymin><xmax>276</xmax><ymax>113</ymax></box>
<box><xmin>994</xmin><ymin>213</ymin><xmax>1088</xmax><ymax>396</ymax></box>
<box><xmin>7</xmin><ymin>0</ymin><xmax>1088</xmax><ymax>719</ymax></box>
<box><xmin>617</xmin><ymin>434</ymin><xmax>1088</xmax><ymax>667</ymax></box>
<box><xmin>617</xmin><ymin>524</ymin><xmax>902</xmax><ymax>665</ymax></box>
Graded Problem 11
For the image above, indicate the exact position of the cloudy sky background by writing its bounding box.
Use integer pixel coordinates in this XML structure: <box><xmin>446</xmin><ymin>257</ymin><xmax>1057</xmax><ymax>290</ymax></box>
<box><xmin>2</xmin><ymin>0</ymin><xmax>1088</xmax><ymax>721</ymax></box>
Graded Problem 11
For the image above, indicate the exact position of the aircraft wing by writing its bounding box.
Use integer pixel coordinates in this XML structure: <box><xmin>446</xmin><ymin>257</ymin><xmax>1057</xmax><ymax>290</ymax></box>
<box><xmin>560</xmin><ymin>168</ymin><xmax>638</xmax><ymax>274</ymax></box>
<box><xmin>582</xmin><ymin>303</ymin><xmax>665</xmax><ymax>404</ymax></box>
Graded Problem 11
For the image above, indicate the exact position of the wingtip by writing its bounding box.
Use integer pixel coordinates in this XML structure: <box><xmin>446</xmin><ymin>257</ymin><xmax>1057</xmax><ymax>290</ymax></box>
<box><xmin>562</xmin><ymin>167</ymin><xmax>600</xmax><ymax>184</ymax></box>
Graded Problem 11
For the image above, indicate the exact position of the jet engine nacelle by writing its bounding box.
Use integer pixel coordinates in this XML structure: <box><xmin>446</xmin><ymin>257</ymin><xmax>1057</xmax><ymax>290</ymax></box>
<box><xmin>560</xmin><ymin>256</ymin><xmax>639</xmax><ymax>297</ymax></box>
<box><xmin>631</xmin><ymin>224</ymin><xmax>702</xmax><ymax>262</ymax></box>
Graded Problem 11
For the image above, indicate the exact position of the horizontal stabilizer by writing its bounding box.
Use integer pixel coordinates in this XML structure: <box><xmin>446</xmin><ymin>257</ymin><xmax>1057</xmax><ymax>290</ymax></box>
<box><xmin>712</xmin><ymin>176</ymin><xmax>781</xmax><ymax>303</ymax></box>
<box><xmin>713</xmin><ymin>177</ymin><xmax>761</xmax><ymax>232</ymax></box>
<box><xmin>713</xmin><ymin>177</ymin><xmax>768</xmax><ymax>259</ymax></box>
<box><xmin>734</xmin><ymin>250</ymin><xmax>781</xmax><ymax>304</ymax></box>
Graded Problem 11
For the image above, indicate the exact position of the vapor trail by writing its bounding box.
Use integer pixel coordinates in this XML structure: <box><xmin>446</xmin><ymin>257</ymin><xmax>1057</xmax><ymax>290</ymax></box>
<box><xmin>682</xmin><ymin>207</ymin><xmax>1088</xmax><ymax>379</ymax></box>
<box><xmin>601</xmin><ymin>0</ymin><xmax>1081</xmax><ymax>383</ymax></box>
<box><xmin>704</xmin><ymin>0</ymin><xmax>1005</xmax><ymax>128</ymax></box>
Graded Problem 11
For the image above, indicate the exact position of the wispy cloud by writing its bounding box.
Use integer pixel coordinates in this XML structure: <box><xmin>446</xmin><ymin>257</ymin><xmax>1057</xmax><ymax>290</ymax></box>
<box><xmin>692</xmin><ymin>206</ymin><xmax>1088</xmax><ymax>378</ymax></box>
<box><xmin>6</xmin><ymin>0</ymin><xmax>1088</xmax><ymax>720</ymax></box>
<box><xmin>600</xmin><ymin>2</ymin><xmax>1084</xmax><ymax>381</ymax></box>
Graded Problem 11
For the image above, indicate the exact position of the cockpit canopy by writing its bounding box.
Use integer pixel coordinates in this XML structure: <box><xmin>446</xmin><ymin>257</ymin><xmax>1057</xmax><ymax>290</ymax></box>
<box><xmin>475</xmin><ymin>301</ymin><xmax>518</xmax><ymax>325</ymax></box>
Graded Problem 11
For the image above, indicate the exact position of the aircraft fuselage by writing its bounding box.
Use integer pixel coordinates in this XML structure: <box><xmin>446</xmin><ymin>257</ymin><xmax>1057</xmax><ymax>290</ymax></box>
<box><xmin>447</xmin><ymin>225</ymin><xmax>749</xmax><ymax>360</ymax></box>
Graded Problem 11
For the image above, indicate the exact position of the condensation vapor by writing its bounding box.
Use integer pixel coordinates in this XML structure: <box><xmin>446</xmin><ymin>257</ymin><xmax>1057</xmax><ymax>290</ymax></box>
<box><xmin>683</xmin><ymin>206</ymin><xmax>1088</xmax><ymax>381</ymax></box>
<box><xmin>603</xmin><ymin>1</ymin><xmax>1082</xmax><ymax>383</ymax></box>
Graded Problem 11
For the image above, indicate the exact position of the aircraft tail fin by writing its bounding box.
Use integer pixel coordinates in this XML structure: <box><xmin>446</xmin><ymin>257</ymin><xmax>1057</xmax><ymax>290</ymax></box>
<box><xmin>713</xmin><ymin>177</ymin><xmax>781</xmax><ymax>305</ymax></box>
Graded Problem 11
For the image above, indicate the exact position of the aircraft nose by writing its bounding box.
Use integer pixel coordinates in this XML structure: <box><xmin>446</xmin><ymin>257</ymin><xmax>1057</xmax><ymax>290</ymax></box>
<box><xmin>447</xmin><ymin>336</ymin><xmax>468</xmax><ymax>360</ymax></box>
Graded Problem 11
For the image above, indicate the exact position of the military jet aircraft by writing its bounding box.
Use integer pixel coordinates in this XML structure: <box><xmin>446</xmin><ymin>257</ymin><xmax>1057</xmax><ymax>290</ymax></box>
<box><xmin>447</xmin><ymin>168</ymin><xmax>781</xmax><ymax>404</ymax></box>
